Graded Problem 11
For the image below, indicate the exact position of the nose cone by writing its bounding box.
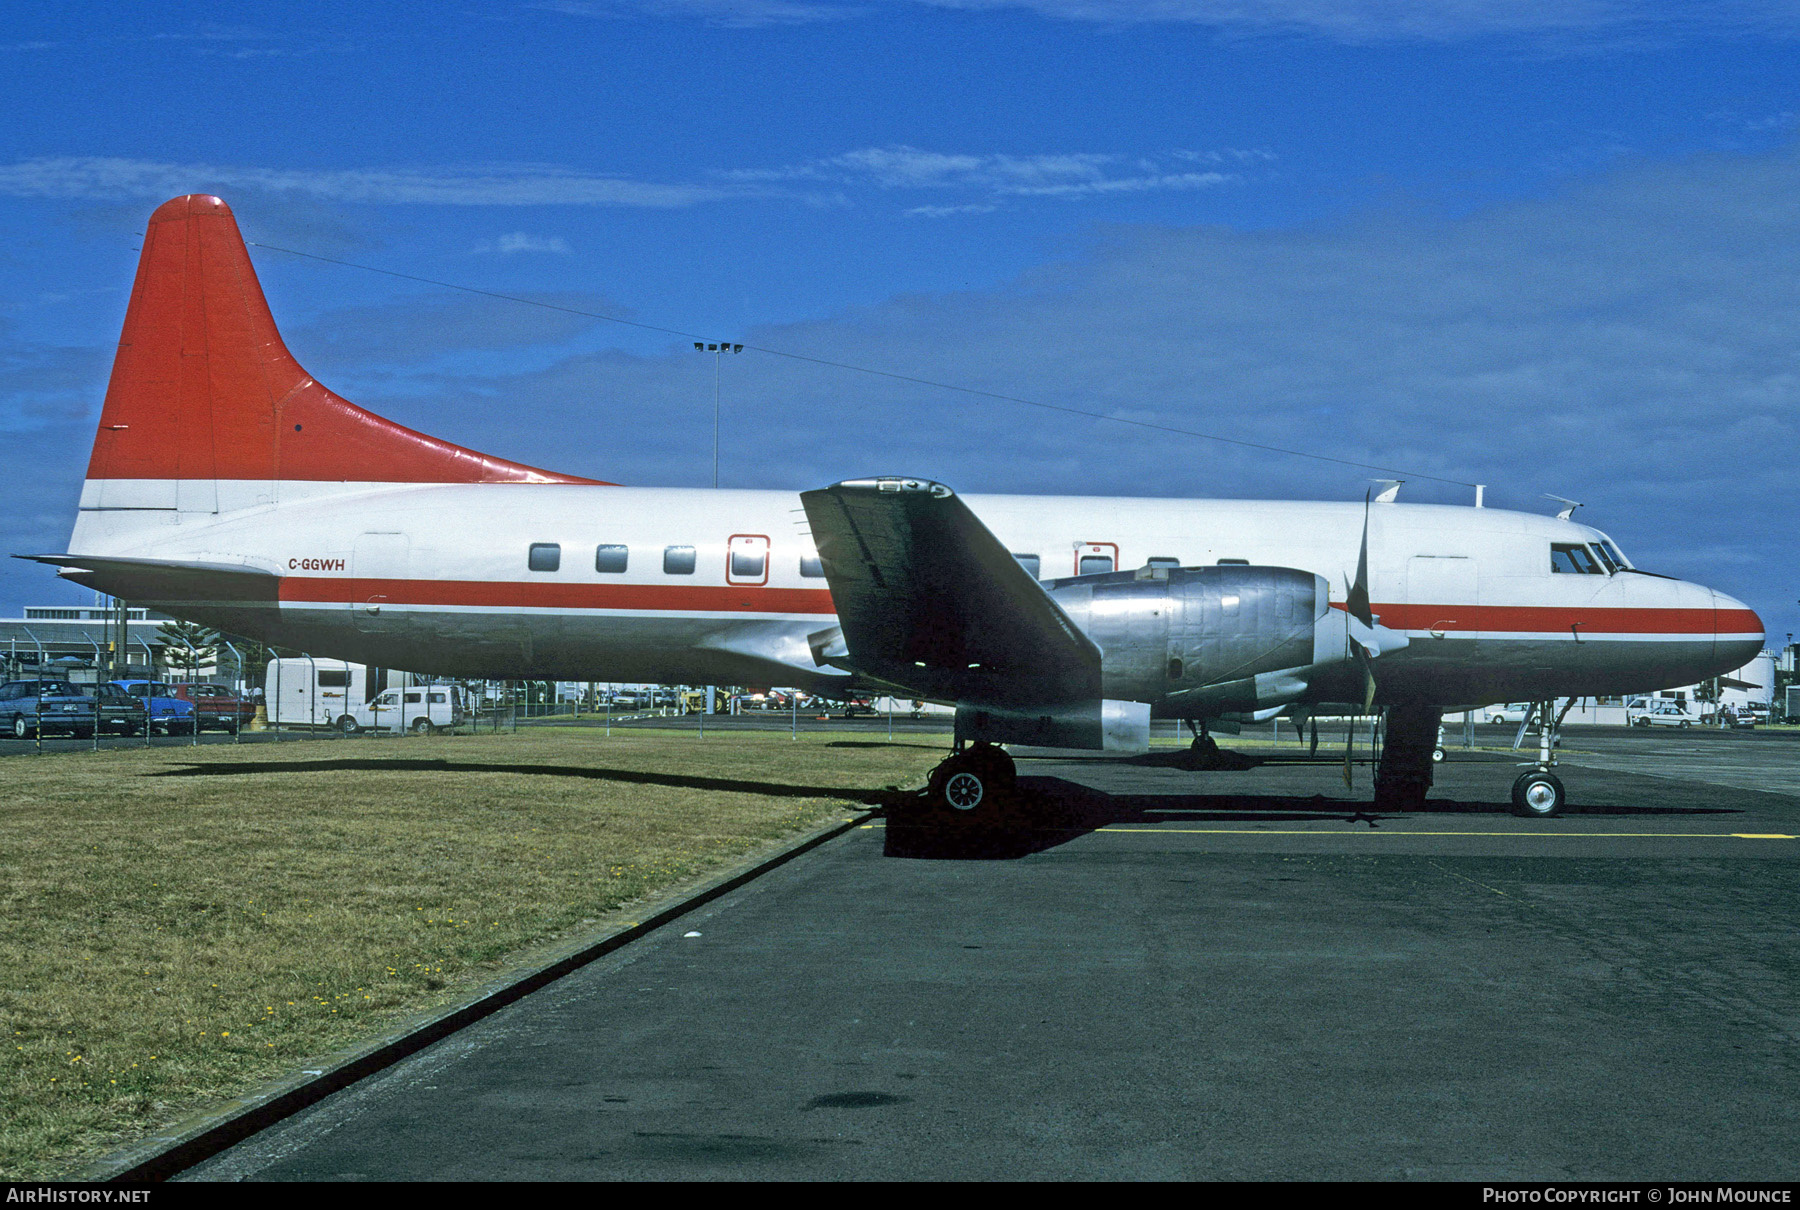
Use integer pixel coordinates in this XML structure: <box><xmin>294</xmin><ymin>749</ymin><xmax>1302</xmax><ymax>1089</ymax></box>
<box><xmin>1712</xmin><ymin>589</ymin><xmax>1764</xmax><ymax>674</ymax></box>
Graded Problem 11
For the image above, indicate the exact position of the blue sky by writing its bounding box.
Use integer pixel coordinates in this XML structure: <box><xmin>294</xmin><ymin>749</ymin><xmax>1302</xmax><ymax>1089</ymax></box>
<box><xmin>4</xmin><ymin>0</ymin><xmax>1800</xmax><ymax>642</ymax></box>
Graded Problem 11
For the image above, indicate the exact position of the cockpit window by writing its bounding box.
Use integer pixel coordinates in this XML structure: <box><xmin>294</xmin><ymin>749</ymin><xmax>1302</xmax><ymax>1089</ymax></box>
<box><xmin>1551</xmin><ymin>544</ymin><xmax>1603</xmax><ymax>574</ymax></box>
<box><xmin>1599</xmin><ymin>539</ymin><xmax>1629</xmax><ymax>570</ymax></box>
<box><xmin>1589</xmin><ymin>543</ymin><xmax>1618</xmax><ymax>574</ymax></box>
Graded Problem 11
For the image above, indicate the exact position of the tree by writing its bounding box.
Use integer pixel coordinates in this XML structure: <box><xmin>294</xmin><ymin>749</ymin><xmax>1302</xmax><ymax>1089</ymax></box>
<box><xmin>156</xmin><ymin>619</ymin><xmax>218</xmax><ymax>680</ymax></box>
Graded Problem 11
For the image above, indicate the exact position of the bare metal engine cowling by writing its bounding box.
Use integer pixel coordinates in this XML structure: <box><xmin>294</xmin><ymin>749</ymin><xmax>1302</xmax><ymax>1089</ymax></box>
<box><xmin>954</xmin><ymin>565</ymin><xmax>1353</xmax><ymax>752</ymax></box>
<box><xmin>1048</xmin><ymin>565</ymin><xmax>1336</xmax><ymax>706</ymax></box>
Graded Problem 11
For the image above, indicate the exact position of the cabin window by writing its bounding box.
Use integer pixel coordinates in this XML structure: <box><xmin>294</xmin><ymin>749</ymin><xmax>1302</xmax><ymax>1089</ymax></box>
<box><xmin>428</xmin><ymin>693</ymin><xmax>446</xmax><ymax>704</ymax></box>
<box><xmin>664</xmin><ymin>545</ymin><xmax>697</xmax><ymax>575</ymax></box>
<box><xmin>1551</xmin><ymin>544</ymin><xmax>1602</xmax><ymax>574</ymax></box>
<box><xmin>1079</xmin><ymin>555</ymin><xmax>1114</xmax><ymax>575</ymax></box>
<box><xmin>318</xmin><ymin>670</ymin><xmax>349</xmax><ymax>688</ymax></box>
<box><xmin>404</xmin><ymin>692</ymin><xmax>421</xmax><ymax>704</ymax></box>
<box><xmin>595</xmin><ymin>544</ymin><xmax>629</xmax><ymax>573</ymax></box>
<box><xmin>731</xmin><ymin>547</ymin><xmax>766</xmax><ymax>578</ymax></box>
<box><xmin>1167</xmin><ymin>657</ymin><xmax>1184</xmax><ymax>680</ymax></box>
<box><xmin>529</xmin><ymin>543</ymin><xmax>561</xmax><ymax>572</ymax></box>
<box><xmin>1013</xmin><ymin>554</ymin><xmax>1041</xmax><ymax>578</ymax></box>
<box><xmin>799</xmin><ymin>555</ymin><xmax>825</xmax><ymax>578</ymax></box>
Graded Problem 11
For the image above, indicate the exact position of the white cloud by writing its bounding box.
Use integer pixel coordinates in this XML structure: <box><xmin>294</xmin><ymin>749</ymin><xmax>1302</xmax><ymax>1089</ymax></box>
<box><xmin>907</xmin><ymin>203</ymin><xmax>1001</xmax><ymax>217</ymax></box>
<box><xmin>732</xmin><ymin>145</ymin><xmax>1246</xmax><ymax>205</ymax></box>
<box><xmin>902</xmin><ymin>0</ymin><xmax>1800</xmax><ymax>43</ymax></box>
<box><xmin>0</xmin><ymin>157</ymin><xmax>729</xmax><ymax>209</ymax></box>
<box><xmin>474</xmin><ymin>233</ymin><xmax>574</xmax><ymax>254</ymax></box>
<box><xmin>537</xmin><ymin>0</ymin><xmax>860</xmax><ymax>27</ymax></box>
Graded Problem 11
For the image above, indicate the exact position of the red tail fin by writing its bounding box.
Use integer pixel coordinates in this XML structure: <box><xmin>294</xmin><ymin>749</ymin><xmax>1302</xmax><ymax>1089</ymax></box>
<box><xmin>87</xmin><ymin>195</ymin><xmax>603</xmax><ymax>486</ymax></box>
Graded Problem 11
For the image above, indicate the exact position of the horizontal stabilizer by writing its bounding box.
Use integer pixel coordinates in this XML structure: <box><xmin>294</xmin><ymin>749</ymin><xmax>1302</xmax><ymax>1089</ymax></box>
<box><xmin>17</xmin><ymin>554</ymin><xmax>279</xmax><ymax>612</ymax></box>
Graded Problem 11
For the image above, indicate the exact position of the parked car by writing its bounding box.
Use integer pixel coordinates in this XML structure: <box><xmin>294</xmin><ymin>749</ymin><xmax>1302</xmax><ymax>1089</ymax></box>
<box><xmin>111</xmin><ymin>679</ymin><xmax>198</xmax><ymax>734</ymax></box>
<box><xmin>1484</xmin><ymin>703</ymin><xmax>1531</xmax><ymax>725</ymax></box>
<box><xmin>0</xmin><ymin>679</ymin><xmax>99</xmax><ymax>739</ymax></box>
<box><xmin>1701</xmin><ymin>705</ymin><xmax>1757</xmax><ymax>730</ymax></box>
<box><xmin>171</xmin><ymin>682</ymin><xmax>255</xmax><ymax>733</ymax></box>
<box><xmin>1627</xmin><ymin>700</ymin><xmax>1696</xmax><ymax>728</ymax></box>
<box><xmin>93</xmin><ymin>681</ymin><xmax>150</xmax><ymax>736</ymax></box>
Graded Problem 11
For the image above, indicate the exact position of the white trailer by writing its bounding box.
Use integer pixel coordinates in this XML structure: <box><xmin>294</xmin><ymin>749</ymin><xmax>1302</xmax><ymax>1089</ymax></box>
<box><xmin>266</xmin><ymin>658</ymin><xmax>379</xmax><ymax>729</ymax></box>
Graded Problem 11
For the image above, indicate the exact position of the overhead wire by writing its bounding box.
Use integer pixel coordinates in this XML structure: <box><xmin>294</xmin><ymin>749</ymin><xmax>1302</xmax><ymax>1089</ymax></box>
<box><xmin>245</xmin><ymin>239</ymin><xmax>1480</xmax><ymax>489</ymax></box>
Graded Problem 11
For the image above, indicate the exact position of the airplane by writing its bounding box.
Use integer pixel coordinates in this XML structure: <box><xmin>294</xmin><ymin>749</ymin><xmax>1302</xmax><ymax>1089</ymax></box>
<box><xmin>21</xmin><ymin>195</ymin><xmax>1764</xmax><ymax>821</ymax></box>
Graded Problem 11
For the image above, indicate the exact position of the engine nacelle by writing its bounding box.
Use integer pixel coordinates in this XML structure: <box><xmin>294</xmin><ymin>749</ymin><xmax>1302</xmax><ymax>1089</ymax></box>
<box><xmin>1047</xmin><ymin>565</ymin><xmax>1342</xmax><ymax>707</ymax></box>
<box><xmin>955</xmin><ymin>698</ymin><xmax>1151</xmax><ymax>752</ymax></box>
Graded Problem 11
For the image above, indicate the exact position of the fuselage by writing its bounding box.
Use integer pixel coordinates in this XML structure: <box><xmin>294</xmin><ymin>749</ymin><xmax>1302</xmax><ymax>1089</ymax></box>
<box><xmin>67</xmin><ymin>478</ymin><xmax>1762</xmax><ymax>710</ymax></box>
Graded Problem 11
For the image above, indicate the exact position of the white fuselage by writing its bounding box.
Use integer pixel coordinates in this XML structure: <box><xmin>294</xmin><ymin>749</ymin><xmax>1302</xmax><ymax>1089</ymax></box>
<box><xmin>68</xmin><ymin>479</ymin><xmax>1760</xmax><ymax>709</ymax></box>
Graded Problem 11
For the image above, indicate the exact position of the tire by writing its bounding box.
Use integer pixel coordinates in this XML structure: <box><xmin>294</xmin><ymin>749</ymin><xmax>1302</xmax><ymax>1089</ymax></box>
<box><xmin>1510</xmin><ymin>770</ymin><xmax>1566</xmax><ymax>818</ymax></box>
<box><xmin>927</xmin><ymin>745</ymin><xmax>1017</xmax><ymax>818</ymax></box>
<box><xmin>1679</xmin><ymin>720</ymin><xmax>1690</xmax><ymax>729</ymax></box>
<box><xmin>410</xmin><ymin>717</ymin><xmax>432</xmax><ymax>734</ymax></box>
<box><xmin>336</xmin><ymin>715</ymin><xmax>361</xmax><ymax>734</ymax></box>
<box><xmin>1432</xmin><ymin>747</ymin><xmax>1445</xmax><ymax>763</ymax></box>
<box><xmin>12</xmin><ymin>716</ymin><xmax>30</xmax><ymax>740</ymax></box>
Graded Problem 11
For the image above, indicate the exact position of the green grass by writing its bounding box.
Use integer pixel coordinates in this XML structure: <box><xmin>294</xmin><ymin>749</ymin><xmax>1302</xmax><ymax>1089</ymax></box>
<box><xmin>0</xmin><ymin>728</ymin><xmax>945</xmax><ymax>1179</ymax></box>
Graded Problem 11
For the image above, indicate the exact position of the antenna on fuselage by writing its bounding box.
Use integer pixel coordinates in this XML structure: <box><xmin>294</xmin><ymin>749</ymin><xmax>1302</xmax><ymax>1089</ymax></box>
<box><xmin>1544</xmin><ymin>495</ymin><xmax>1583</xmax><ymax>521</ymax></box>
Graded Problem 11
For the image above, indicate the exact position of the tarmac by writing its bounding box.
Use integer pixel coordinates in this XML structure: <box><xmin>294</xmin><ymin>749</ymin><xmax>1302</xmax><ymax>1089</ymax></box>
<box><xmin>177</xmin><ymin>727</ymin><xmax>1800</xmax><ymax>1181</ymax></box>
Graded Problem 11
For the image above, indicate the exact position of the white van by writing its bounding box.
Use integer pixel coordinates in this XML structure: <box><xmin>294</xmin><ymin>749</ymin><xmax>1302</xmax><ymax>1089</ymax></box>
<box><xmin>345</xmin><ymin>684</ymin><xmax>471</xmax><ymax>734</ymax></box>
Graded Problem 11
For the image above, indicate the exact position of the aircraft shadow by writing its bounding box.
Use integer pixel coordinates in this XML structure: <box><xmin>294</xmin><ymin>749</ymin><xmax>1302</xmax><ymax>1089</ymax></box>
<box><xmin>881</xmin><ymin>774</ymin><xmax>1739</xmax><ymax>860</ymax></box>
<box><xmin>150</xmin><ymin>758</ymin><xmax>915</xmax><ymax>808</ymax></box>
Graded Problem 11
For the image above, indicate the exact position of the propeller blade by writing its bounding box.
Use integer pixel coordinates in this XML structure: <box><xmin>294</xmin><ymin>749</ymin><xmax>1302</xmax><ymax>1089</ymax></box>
<box><xmin>1347</xmin><ymin>491</ymin><xmax>1374</xmax><ymax>629</ymax></box>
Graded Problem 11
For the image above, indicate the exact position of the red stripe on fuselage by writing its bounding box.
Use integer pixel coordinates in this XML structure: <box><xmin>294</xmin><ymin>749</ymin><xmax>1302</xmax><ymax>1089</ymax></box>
<box><xmin>276</xmin><ymin>578</ymin><xmax>1752</xmax><ymax>635</ymax></box>
<box><xmin>279</xmin><ymin>577</ymin><xmax>838</xmax><ymax>614</ymax></box>
<box><xmin>1348</xmin><ymin>602</ymin><xmax>1755</xmax><ymax>636</ymax></box>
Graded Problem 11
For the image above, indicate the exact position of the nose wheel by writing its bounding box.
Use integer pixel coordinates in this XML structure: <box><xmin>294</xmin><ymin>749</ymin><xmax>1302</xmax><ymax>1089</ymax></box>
<box><xmin>1511</xmin><ymin>769</ymin><xmax>1566</xmax><ymax>817</ymax></box>
<box><xmin>1509</xmin><ymin>699</ymin><xmax>1572</xmax><ymax>817</ymax></box>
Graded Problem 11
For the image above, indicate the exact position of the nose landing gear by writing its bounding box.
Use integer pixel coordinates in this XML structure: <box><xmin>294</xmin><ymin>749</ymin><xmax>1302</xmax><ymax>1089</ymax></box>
<box><xmin>1510</xmin><ymin>699</ymin><xmax>1572</xmax><ymax>817</ymax></box>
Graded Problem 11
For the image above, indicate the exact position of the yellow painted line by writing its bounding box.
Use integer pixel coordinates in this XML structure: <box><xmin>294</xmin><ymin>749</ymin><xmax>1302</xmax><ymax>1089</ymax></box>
<box><xmin>1095</xmin><ymin>827</ymin><xmax>1795</xmax><ymax>839</ymax></box>
<box><xmin>861</xmin><ymin>823</ymin><xmax>1795</xmax><ymax>839</ymax></box>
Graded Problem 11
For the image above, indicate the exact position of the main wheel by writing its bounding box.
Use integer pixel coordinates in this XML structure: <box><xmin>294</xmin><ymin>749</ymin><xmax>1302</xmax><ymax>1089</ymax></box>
<box><xmin>410</xmin><ymin>717</ymin><xmax>432</xmax><ymax>734</ymax></box>
<box><xmin>927</xmin><ymin>745</ymin><xmax>1016</xmax><ymax>818</ymax></box>
<box><xmin>12</xmin><ymin>716</ymin><xmax>30</xmax><ymax>740</ymax></box>
<box><xmin>336</xmin><ymin>715</ymin><xmax>361</xmax><ymax>734</ymax></box>
<box><xmin>1510</xmin><ymin>770</ymin><xmax>1566</xmax><ymax>818</ymax></box>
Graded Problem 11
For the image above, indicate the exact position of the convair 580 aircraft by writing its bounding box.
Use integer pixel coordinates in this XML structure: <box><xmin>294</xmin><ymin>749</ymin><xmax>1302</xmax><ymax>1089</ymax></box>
<box><xmin>26</xmin><ymin>196</ymin><xmax>1762</xmax><ymax>818</ymax></box>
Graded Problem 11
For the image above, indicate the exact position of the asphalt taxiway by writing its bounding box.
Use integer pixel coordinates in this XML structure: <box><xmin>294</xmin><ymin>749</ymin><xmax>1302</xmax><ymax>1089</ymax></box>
<box><xmin>181</xmin><ymin>735</ymin><xmax>1800</xmax><ymax>1181</ymax></box>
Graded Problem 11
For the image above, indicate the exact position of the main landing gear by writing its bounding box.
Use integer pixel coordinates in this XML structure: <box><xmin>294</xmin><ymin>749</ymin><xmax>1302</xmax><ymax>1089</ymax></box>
<box><xmin>1510</xmin><ymin>699</ymin><xmax>1571</xmax><ymax>818</ymax></box>
<box><xmin>926</xmin><ymin>742</ymin><xmax>1016</xmax><ymax>819</ymax></box>
<box><xmin>1375</xmin><ymin>705</ymin><xmax>1442</xmax><ymax>812</ymax></box>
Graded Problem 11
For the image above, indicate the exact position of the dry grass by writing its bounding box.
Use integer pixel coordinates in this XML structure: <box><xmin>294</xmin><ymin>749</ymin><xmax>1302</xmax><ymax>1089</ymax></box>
<box><xmin>0</xmin><ymin>728</ymin><xmax>945</xmax><ymax>1179</ymax></box>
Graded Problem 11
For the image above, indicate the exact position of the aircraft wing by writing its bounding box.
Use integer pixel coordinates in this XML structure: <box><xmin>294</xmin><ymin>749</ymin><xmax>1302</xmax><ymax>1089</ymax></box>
<box><xmin>799</xmin><ymin>477</ymin><xmax>1099</xmax><ymax>706</ymax></box>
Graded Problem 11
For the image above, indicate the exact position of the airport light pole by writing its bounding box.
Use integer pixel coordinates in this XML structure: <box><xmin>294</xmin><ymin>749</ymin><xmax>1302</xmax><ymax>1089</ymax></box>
<box><xmin>694</xmin><ymin>342</ymin><xmax>742</xmax><ymax>490</ymax></box>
